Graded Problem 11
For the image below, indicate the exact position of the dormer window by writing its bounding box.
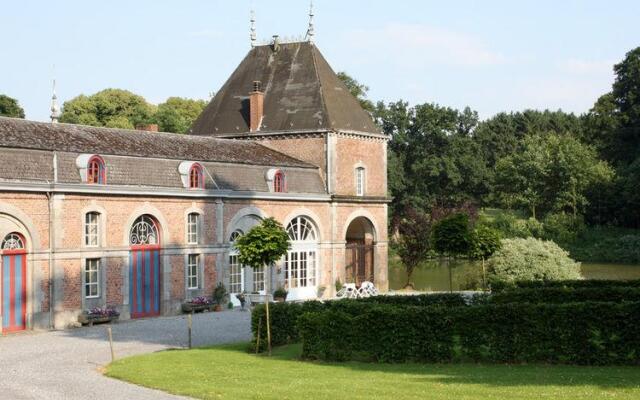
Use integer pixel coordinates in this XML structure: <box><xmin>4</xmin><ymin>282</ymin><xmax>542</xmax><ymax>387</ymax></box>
<box><xmin>274</xmin><ymin>171</ymin><xmax>285</xmax><ymax>193</ymax></box>
<box><xmin>76</xmin><ymin>154</ymin><xmax>106</xmax><ymax>184</ymax></box>
<box><xmin>87</xmin><ymin>156</ymin><xmax>106</xmax><ymax>184</ymax></box>
<box><xmin>189</xmin><ymin>163</ymin><xmax>204</xmax><ymax>189</ymax></box>
<box><xmin>266</xmin><ymin>168</ymin><xmax>286</xmax><ymax>193</ymax></box>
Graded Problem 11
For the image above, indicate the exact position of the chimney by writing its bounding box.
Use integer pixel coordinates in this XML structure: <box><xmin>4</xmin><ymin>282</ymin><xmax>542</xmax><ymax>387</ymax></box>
<box><xmin>136</xmin><ymin>123</ymin><xmax>159</xmax><ymax>132</ymax></box>
<box><xmin>249</xmin><ymin>80</ymin><xmax>264</xmax><ymax>132</ymax></box>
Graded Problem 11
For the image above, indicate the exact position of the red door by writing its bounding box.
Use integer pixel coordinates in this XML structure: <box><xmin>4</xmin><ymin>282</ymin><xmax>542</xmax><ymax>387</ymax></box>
<box><xmin>2</xmin><ymin>233</ymin><xmax>27</xmax><ymax>333</ymax></box>
<box><xmin>129</xmin><ymin>215</ymin><xmax>161</xmax><ymax>318</ymax></box>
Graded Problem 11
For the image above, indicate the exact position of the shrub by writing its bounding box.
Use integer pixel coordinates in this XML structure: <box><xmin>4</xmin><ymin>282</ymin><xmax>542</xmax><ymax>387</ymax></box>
<box><xmin>491</xmin><ymin>279</ymin><xmax>640</xmax><ymax>291</ymax></box>
<box><xmin>542</xmin><ymin>213</ymin><xmax>586</xmax><ymax>244</ymax></box>
<box><xmin>299</xmin><ymin>301</ymin><xmax>640</xmax><ymax>365</ymax></box>
<box><xmin>487</xmin><ymin>237</ymin><xmax>581</xmax><ymax>285</ymax></box>
<box><xmin>489</xmin><ymin>287</ymin><xmax>640</xmax><ymax>304</ymax></box>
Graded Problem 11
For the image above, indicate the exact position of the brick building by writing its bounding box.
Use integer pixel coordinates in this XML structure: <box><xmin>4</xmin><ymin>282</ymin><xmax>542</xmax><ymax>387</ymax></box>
<box><xmin>0</xmin><ymin>39</ymin><xmax>388</xmax><ymax>331</ymax></box>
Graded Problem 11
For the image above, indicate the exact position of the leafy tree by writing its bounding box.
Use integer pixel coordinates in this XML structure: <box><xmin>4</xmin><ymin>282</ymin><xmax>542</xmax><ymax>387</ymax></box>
<box><xmin>60</xmin><ymin>89</ymin><xmax>156</xmax><ymax>129</ymax></box>
<box><xmin>394</xmin><ymin>208</ymin><xmax>433</xmax><ymax>288</ymax></box>
<box><xmin>495</xmin><ymin>134</ymin><xmax>613</xmax><ymax>218</ymax></box>
<box><xmin>432</xmin><ymin>213</ymin><xmax>473</xmax><ymax>292</ymax></box>
<box><xmin>337</xmin><ymin>72</ymin><xmax>374</xmax><ymax>112</ymax></box>
<box><xmin>487</xmin><ymin>237</ymin><xmax>582</xmax><ymax>285</ymax></box>
<box><xmin>234</xmin><ymin>218</ymin><xmax>290</xmax><ymax>355</ymax></box>
<box><xmin>0</xmin><ymin>94</ymin><xmax>25</xmax><ymax>118</ymax></box>
<box><xmin>469</xmin><ymin>225</ymin><xmax>502</xmax><ymax>289</ymax></box>
<box><xmin>156</xmin><ymin>97</ymin><xmax>207</xmax><ymax>133</ymax></box>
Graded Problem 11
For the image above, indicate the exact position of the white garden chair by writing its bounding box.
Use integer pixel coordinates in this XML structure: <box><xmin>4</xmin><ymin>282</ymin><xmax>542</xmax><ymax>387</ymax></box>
<box><xmin>336</xmin><ymin>283</ymin><xmax>359</xmax><ymax>299</ymax></box>
<box><xmin>357</xmin><ymin>281</ymin><xmax>379</xmax><ymax>297</ymax></box>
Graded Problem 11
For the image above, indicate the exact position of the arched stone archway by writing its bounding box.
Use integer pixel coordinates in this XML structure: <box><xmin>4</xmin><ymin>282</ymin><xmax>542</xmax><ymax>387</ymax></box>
<box><xmin>344</xmin><ymin>216</ymin><xmax>376</xmax><ymax>285</ymax></box>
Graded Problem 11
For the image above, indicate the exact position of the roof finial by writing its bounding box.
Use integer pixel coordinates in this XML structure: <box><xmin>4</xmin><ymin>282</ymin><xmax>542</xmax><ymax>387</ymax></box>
<box><xmin>305</xmin><ymin>0</ymin><xmax>315</xmax><ymax>44</ymax></box>
<box><xmin>250</xmin><ymin>8</ymin><xmax>257</xmax><ymax>48</ymax></box>
<box><xmin>50</xmin><ymin>78</ymin><xmax>61</xmax><ymax>124</ymax></box>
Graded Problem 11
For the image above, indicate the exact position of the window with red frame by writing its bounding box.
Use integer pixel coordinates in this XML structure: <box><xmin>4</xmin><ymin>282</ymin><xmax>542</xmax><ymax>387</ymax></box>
<box><xmin>189</xmin><ymin>164</ymin><xmax>204</xmax><ymax>189</ymax></box>
<box><xmin>87</xmin><ymin>156</ymin><xmax>106</xmax><ymax>184</ymax></box>
<box><xmin>273</xmin><ymin>171</ymin><xmax>285</xmax><ymax>193</ymax></box>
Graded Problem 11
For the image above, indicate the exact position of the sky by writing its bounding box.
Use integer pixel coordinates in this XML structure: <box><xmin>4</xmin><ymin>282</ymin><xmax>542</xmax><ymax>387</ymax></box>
<box><xmin>1</xmin><ymin>0</ymin><xmax>639</xmax><ymax>121</ymax></box>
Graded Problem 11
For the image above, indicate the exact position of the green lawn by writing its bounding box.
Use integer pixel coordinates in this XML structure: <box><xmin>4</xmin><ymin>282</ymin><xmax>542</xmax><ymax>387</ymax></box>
<box><xmin>105</xmin><ymin>343</ymin><xmax>640</xmax><ymax>400</ymax></box>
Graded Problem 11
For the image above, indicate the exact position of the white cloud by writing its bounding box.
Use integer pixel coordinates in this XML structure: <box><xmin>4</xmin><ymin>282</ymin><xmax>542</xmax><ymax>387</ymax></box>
<box><xmin>346</xmin><ymin>23</ymin><xmax>506</xmax><ymax>67</ymax></box>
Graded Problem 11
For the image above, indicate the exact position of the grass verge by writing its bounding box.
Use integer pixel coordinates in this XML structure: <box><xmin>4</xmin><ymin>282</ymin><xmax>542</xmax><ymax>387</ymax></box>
<box><xmin>105</xmin><ymin>342</ymin><xmax>640</xmax><ymax>400</ymax></box>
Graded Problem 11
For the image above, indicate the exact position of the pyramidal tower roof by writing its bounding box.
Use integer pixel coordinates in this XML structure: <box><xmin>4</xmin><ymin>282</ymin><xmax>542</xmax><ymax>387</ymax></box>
<box><xmin>189</xmin><ymin>41</ymin><xmax>381</xmax><ymax>136</ymax></box>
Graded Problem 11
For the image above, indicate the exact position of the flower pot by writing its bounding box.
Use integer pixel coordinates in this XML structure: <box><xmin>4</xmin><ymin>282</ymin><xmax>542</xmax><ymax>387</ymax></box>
<box><xmin>213</xmin><ymin>304</ymin><xmax>224</xmax><ymax>312</ymax></box>
<box><xmin>78</xmin><ymin>313</ymin><xmax>119</xmax><ymax>327</ymax></box>
<box><xmin>274</xmin><ymin>297</ymin><xmax>286</xmax><ymax>302</ymax></box>
<box><xmin>182</xmin><ymin>303</ymin><xmax>213</xmax><ymax>313</ymax></box>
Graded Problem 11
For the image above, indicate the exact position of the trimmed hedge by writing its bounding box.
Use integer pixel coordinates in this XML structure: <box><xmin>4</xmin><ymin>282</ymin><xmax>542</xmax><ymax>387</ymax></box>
<box><xmin>298</xmin><ymin>301</ymin><xmax>640</xmax><ymax>365</ymax></box>
<box><xmin>488</xmin><ymin>286</ymin><xmax>640</xmax><ymax>305</ymax></box>
<box><xmin>492</xmin><ymin>279</ymin><xmax>640</xmax><ymax>291</ymax></box>
<box><xmin>251</xmin><ymin>294</ymin><xmax>467</xmax><ymax>347</ymax></box>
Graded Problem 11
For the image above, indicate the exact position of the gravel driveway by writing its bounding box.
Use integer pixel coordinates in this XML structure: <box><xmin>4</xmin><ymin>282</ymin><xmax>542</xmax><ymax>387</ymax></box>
<box><xmin>0</xmin><ymin>310</ymin><xmax>252</xmax><ymax>400</ymax></box>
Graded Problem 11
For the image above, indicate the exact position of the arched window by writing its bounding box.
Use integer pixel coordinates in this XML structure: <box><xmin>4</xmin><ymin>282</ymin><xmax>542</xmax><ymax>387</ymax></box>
<box><xmin>228</xmin><ymin>229</ymin><xmax>244</xmax><ymax>294</ymax></box>
<box><xmin>285</xmin><ymin>217</ymin><xmax>318</xmax><ymax>290</ymax></box>
<box><xmin>355</xmin><ymin>166</ymin><xmax>365</xmax><ymax>196</ymax></box>
<box><xmin>87</xmin><ymin>156</ymin><xmax>106</xmax><ymax>184</ymax></box>
<box><xmin>273</xmin><ymin>171</ymin><xmax>285</xmax><ymax>193</ymax></box>
<box><xmin>2</xmin><ymin>232</ymin><xmax>25</xmax><ymax>251</ymax></box>
<box><xmin>129</xmin><ymin>215</ymin><xmax>160</xmax><ymax>246</ymax></box>
<box><xmin>189</xmin><ymin>163</ymin><xmax>204</xmax><ymax>189</ymax></box>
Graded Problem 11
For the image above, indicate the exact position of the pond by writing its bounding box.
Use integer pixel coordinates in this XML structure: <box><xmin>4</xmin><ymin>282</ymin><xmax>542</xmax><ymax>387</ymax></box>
<box><xmin>388</xmin><ymin>259</ymin><xmax>640</xmax><ymax>291</ymax></box>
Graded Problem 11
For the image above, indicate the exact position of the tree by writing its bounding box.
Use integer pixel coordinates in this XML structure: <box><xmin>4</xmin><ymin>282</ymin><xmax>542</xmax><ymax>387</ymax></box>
<box><xmin>0</xmin><ymin>95</ymin><xmax>25</xmax><ymax>118</ymax></box>
<box><xmin>60</xmin><ymin>89</ymin><xmax>156</xmax><ymax>129</ymax></box>
<box><xmin>495</xmin><ymin>134</ymin><xmax>613</xmax><ymax>219</ymax></box>
<box><xmin>469</xmin><ymin>226</ymin><xmax>501</xmax><ymax>290</ymax></box>
<box><xmin>234</xmin><ymin>218</ymin><xmax>290</xmax><ymax>355</ymax></box>
<box><xmin>487</xmin><ymin>237</ymin><xmax>582</xmax><ymax>285</ymax></box>
<box><xmin>155</xmin><ymin>97</ymin><xmax>207</xmax><ymax>133</ymax></box>
<box><xmin>337</xmin><ymin>72</ymin><xmax>374</xmax><ymax>112</ymax></box>
<box><xmin>394</xmin><ymin>208</ymin><xmax>433</xmax><ymax>288</ymax></box>
<box><xmin>431</xmin><ymin>213</ymin><xmax>473</xmax><ymax>292</ymax></box>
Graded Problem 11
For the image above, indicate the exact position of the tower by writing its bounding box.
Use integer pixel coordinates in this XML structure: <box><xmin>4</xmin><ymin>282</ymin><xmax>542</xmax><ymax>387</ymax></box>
<box><xmin>50</xmin><ymin>79</ymin><xmax>61</xmax><ymax>124</ymax></box>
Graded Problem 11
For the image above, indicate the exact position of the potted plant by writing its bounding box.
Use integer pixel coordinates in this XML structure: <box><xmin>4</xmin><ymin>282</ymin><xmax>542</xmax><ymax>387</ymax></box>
<box><xmin>213</xmin><ymin>282</ymin><xmax>229</xmax><ymax>311</ymax></box>
<box><xmin>181</xmin><ymin>296</ymin><xmax>214</xmax><ymax>313</ymax></box>
<box><xmin>273</xmin><ymin>287</ymin><xmax>288</xmax><ymax>302</ymax></box>
<box><xmin>78</xmin><ymin>305</ymin><xmax>120</xmax><ymax>326</ymax></box>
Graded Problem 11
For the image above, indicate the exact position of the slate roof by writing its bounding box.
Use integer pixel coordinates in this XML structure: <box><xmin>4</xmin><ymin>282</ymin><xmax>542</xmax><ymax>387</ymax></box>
<box><xmin>0</xmin><ymin>117</ymin><xmax>313</xmax><ymax>168</ymax></box>
<box><xmin>190</xmin><ymin>41</ymin><xmax>381</xmax><ymax>136</ymax></box>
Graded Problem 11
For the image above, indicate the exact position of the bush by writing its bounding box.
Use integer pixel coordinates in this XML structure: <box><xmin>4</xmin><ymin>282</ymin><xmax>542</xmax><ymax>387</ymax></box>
<box><xmin>491</xmin><ymin>279</ymin><xmax>640</xmax><ymax>291</ymax></box>
<box><xmin>489</xmin><ymin>287</ymin><xmax>640</xmax><ymax>304</ymax></box>
<box><xmin>299</xmin><ymin>301</ymin><xmax>640</xmax><ymax>365</ymax></box>
<box><xmin>487</xmin><ymin>237</ymin><xmax>582</xmax><ymax>285</ymax></box>
<box><xmin>542</xmin><ymin>213</ymin><xmax>586</xmax><ymax>244</ymax></box>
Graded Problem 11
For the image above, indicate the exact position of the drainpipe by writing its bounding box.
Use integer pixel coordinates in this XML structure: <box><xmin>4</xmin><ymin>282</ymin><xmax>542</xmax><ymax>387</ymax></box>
<box><xmin>47</xmin><ymin>151</ymin><xmax>57</xmax><ymax>329</ymax></box>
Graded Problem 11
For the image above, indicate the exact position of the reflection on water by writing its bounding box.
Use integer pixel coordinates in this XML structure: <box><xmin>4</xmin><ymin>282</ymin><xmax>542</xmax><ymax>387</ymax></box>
<box><xmin>389</xmin><ymin>259</ymin><xmax>640</xmax><ymax>292</ymax></box>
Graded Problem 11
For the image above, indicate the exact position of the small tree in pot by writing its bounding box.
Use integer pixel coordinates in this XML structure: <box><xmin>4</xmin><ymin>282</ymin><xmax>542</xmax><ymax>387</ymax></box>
<box><xmin>235</xmin><ymin>218</ymin><xmax>290</xmax><ymax>355</ymax></box>
<box><xmin>273</xmin><ymin>287</ymin><xmax>288</xmax><ymax>302</ymax></box>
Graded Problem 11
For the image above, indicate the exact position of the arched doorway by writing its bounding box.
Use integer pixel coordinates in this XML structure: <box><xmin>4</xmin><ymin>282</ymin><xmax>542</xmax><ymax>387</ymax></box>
<box><xmin>345</xmin><ymin>217</ymin><xmax>375</xmax><ymax>285</ymax></box>
<box><xmin>129</xmin><ymin>215</ymin><xmax>161</xmax><ymax>318</ymax></box>
<box><xmin>1</xmin><ymin>232</ymin><xmax>27</xmax><ymax>332</ymax></box>
<box><xmin>284</xmin><ymin>216</ymin><xmax>319</xmax><ymax>300</ymax></box>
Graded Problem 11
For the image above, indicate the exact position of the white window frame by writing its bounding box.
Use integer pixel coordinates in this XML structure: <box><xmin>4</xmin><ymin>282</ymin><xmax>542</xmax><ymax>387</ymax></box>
<box><xmin>253</xmin><ymin>265</ymin><xmax>265</xmax><ymax>293</ymax></box>
<box><xmin>85</xmin><ymin>212</ymin><xmax>100</xmax><ymax>247</ymax></box>
<box><xmin>187</xmin><ymin>254</ymin><xmax>200</xmax><ymax>290</ymax></box>
<box><xmin>84</xmin><ymin>258</ymin><xmax>100</xmax><ymax>298</ymax></box>
<box><xmin>284</xmin><ymin>217</ymin><xmax>318</xmax><ymax>290</ymax></box>
<box><xmin>187</xmin><ymin>213</ymin><xmax>199</xmax><ymax>245</ymax></box>
<box><xmin>229</xmin><ymin>254</ymin><xmax>245</xmax><ymax>294</ymax></box>
<box><xmin>355</xmin><ymin>166</ymin><xmax>366</xmax><ymax>196</ymax></box>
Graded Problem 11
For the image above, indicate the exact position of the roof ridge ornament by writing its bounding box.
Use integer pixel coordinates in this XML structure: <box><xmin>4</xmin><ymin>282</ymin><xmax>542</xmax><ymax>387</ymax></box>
<box><xmin>50</xmin><ymin>78</ymin><xmax>61</xmax><ymax>124</ymax></box>
<box><xmin>305</xmin><ymin>0</ymin><xmax>315</xmax><ymax>44</ymax></box>
<box><xmin>250</xmin><ymin>9</ymin><xmax>257</xmax><ymax>48</ymax></box>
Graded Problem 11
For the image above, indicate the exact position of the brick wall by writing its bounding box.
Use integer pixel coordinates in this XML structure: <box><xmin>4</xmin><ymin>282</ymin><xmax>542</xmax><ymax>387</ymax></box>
<box><xmin>334</xmin><ymin>136</ymin><xmax>387</xmax><ymax>197</ymax></box>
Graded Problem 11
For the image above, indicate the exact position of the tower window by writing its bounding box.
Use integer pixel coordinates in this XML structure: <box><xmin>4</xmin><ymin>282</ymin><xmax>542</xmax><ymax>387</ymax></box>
<box><xmin>87</xmin><ymin>156</ymin><xmax>106</xmax><ymax>184</ymax></box>
<box><xmin>187</xmin><ymin>213</ymin><xmax>199</xmax><ymax>244</ymax></box>
<box><xmin>85</xmin><ymin>212</ymin><xmax>100</xmax><ymax>247</ymax></box>
<box><xmin>273</xmin><ymin>171</ymin><xmax>285</xmax><ymax>193</ymax></box>
<box><xmin>189</xmin><ymin>163</ymin><xmax>204</xmax><ymax>189</ymax></box>
<box><xmin>355</xmin><ymin>167</ymin><xmax>365</xmax><ymax>196</ymax></box>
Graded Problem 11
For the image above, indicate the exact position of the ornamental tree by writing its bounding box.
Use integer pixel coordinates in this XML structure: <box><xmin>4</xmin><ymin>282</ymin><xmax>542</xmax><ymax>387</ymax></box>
<box><xmin>394</xmin><ymin>208</ymin><xmax>433</xmax><ymax>289</ymax></box>
<box><xmin>235</xmin><ymin>217</ymin><xmax>289</xmax><ymax>355</ymax></box>
<box><xmin>432</xmin><ymin>213</ymin><xmax>473</xmax><ymax>292</ymax></box>
<box><xmin>469</xmin><ymin>225</ymin><xmax>502</xmax><ymax>290</ymax></box>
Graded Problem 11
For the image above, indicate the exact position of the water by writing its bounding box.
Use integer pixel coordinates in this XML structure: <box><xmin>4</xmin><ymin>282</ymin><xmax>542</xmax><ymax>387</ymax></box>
<box><xmin>388</xmin><ymin>259</ymin><xmax>640</xmax><ymax>291</ymax></box>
